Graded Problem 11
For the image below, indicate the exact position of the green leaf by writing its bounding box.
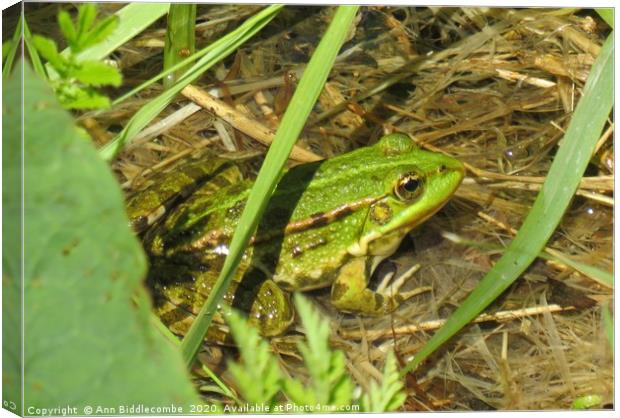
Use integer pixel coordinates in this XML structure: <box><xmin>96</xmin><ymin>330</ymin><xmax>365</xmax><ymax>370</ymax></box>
<box><xmin>75</xmin><ymin>3</ymin><xmax>98</xmax><ymax>49</ymax></box>
<box><xmin>283</xmin><ymin>294</ymin><xmax>354</xmax><ymax>407</ymax></box>
<box><xmin>32</xmin><ymin>35</ymin><xmax>65</xmax><ymax>70</ymax></box>
<box><xmin>225</xmin><ymin>309</ymin><xmax>283</xmax><ymax>404</ymax></box>
<box><xmin>72</xmin><ymin>60</ymin><xmax>122</xmax><ymax>86</ymax></box>
<box><xmin>59</xmin><ymin>86</ymin><xmax>111</xmax><ymax>110</ymax></box>
<box><xmin>3</xmin><ymin>58</ymin><xmax>24</xmax><ymax>416</ymax></box>
<box><xmin>360</xmin><ymin>352</ymin><xmax>406</xmax><ymax>412</ymax></box>
<box><xmin>57</xmin><ymin>10</ymin><xmax>77</xmax><ymax>45</ymax></box>
<box><xmin>401</xmin><ymin>33</ymin><xmax>614</xmax><ymax>376</ymax></box>
<box><xmin>19</xmin><ymin>60</ymin><xmax>200</xmax><ymax>408</ymax></box>
<box><xmin>47</xmin><ymin>4</ymin><xmax>170</xmax><ymax>81</ymax></box>
<box><xmin>79</xmin><ymin>15</ymin><xmax>120</xmax><ymax>52</ymax></box>
<box><xmin>179</xmin><ymin>5</ymin><xmax>359</xmax><ymax>366</ymax></box>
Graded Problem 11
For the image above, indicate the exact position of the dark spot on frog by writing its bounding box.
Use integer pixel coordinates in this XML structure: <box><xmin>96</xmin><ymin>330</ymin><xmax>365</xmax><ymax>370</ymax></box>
<box><xmin>437</xmin><ymin>164</ymin><xmax>447</xmax><ymax>173</ymax></box>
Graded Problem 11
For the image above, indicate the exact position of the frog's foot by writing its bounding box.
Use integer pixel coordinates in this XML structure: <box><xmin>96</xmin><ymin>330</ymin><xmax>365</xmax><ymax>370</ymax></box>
<box><xmin>248</xmin><ymin>279</ymin><xmax>295</xmax><ymax>337</ymax></box>
<box><xmin>330</xmin><ymin>257</ymin><xmax>423</xmax><ymax>316</ymax></box>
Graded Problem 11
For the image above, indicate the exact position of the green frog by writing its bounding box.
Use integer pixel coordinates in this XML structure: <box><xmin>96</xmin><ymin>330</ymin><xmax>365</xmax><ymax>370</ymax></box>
<box><xmin>126</xmin><ymin>133</ymin><xmax>464</xmax><ymax>341</ymax></box>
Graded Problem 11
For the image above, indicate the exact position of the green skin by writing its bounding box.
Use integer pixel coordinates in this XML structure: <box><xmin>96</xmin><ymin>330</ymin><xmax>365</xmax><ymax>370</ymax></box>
<box><xmin>128</xmin><ymin>133</ymin><xmax>464</xmax><ymax>340</ymax></box>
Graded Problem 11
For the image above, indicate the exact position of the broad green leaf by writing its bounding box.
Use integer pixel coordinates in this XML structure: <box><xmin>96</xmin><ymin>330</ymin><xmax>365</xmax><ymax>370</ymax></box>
<box><xmin>57</xmin><ymin>10</ymin><xmax>77</xmax><ymax>46</ymax></box>
<box><xmin>19</xmin><ymin>61</ymin><xmax>199</xmax><ymax>409</ymax></box>
<box><xmin>72</xmin><ymin>60</ymin><xmax>122</xmax><ymax>86</ymax></box>
<box><xmin>3</xmin><ymin>59</ymin><xmax>24</xmax><ymax>416</ymax></box>
<box><xmin>401</xmin><ymin>33</ymin><xmax>614</xmax><ymax>376</ymax></box>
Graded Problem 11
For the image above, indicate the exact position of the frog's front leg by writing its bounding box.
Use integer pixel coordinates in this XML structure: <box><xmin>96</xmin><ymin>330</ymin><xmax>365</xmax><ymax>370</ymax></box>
<box><xmin>330</xmin><ymin>257</ymin><xmax>407</xmax><ymax>315</ymax></box>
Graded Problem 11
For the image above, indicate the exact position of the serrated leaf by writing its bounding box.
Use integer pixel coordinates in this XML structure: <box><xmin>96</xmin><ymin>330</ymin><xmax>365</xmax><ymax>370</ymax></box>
<box><xmin>225</xmin><ymin>308</ymin><xmax>283</xmax><ymax>404</ymax></box>
<box><xmin>284</xmin><ymin>294</ymin><xmax>354</xmax><ymax>407</ymax></box>
<box><xmin>57</xmin><ymin>10</ymin><xmax>77</xmax><ymax>45</ymax></box>
<box><xmin>80</xmin><ymin>15</ymin><xmax>120</xmax><ymax>52</ymax></box>
<box><xmin>360</xmin><ymin>351</ymin><xmax>406</xmax><ymax>412</ymax></box>
<box><xmin>72</xmin><ymin>60</ymin><xmax>122</xmax><ymax>87</ymax></box>
<box><xmin>32</xmin><ymin>35</ymin><xmax>65</xmax><ymax>70</ymax></box>
<box><xmin>17</xmin><ymin>60</ymin><xmax>200</xmax><ymax>408</ymax></box>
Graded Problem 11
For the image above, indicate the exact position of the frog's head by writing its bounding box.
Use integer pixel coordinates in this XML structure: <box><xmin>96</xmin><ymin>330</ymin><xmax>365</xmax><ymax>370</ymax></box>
<box><xmin>348</xmin><ymin>133</ymin><xmax>464</xmax><ymax>257</ymax></box>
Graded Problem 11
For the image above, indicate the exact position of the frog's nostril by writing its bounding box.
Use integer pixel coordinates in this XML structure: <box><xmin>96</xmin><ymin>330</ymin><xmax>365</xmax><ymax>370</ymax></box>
<box><xmin>438</xmin><ymin>164</ymin><xmax>447</xmax><ymax>173</ymax></box>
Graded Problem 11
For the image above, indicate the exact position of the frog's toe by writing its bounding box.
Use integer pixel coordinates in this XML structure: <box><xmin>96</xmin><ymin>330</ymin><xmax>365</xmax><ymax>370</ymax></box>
<box><xmin>376</xmin><ymin>263</ymin><xmax>430</xmax><ymax>302</ymax></box>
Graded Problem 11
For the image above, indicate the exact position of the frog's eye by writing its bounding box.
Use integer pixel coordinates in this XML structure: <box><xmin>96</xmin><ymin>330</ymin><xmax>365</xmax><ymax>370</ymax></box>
<box><xmin>394</xmin><ymin>173</ymin><xmax>423</xmax><ymax>201</ymax></box>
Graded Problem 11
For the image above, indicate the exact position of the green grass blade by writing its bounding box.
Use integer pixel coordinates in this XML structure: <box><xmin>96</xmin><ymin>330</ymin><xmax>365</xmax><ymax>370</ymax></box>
<box><xmin>401</xmin><ymin>33</ymin><xmax>614</xmax><ymax>376</ymax></box>
<box><xmin>77</xmin><ymin>3</ymin><xmax>169</xmax><ymax>62</ymax></box>
<box><xmin>163</xmin><ymin>4</ymin><xmax>196</xmax><ymax>89</ymax></box>
<box><xmin>2</xmin><ymin>12</ymin><xmax>22</xmax><ymax>80</ymax></box>
<box><xmin>23</xmin><ymin>18</ymin><xmax>47</xmax><ymax>80</ymax></box>
<box><xmin>601</xmin><ymin>302</ymin><xmax>613</xmax><ymax>351</ymax></box>
<box><xmin>539</xmin><ymin>250</ymin><xmax>612</xmax><ymax>288</ymax></box>
<box><xmin>179</xmin><ymin>6</ymin><xmax>360</xmax><ymax>367</ymax></box>
<box><xmin>99</xmin><ymin>5</ymin><xmax>283</xmax><ymax>161</ymax></box>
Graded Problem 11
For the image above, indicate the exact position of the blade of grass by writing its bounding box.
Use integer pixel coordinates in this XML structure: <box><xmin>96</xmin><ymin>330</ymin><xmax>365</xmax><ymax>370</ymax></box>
<box><xmin>23</xmin><ymin>18</ymin><xmax>46</xmax><ymax>80</ymax></box>
<box><xmin>22</xmin><ymin>40</ymin><xmax>45</xmax><ymax>76</ymax></box>
<box><xmin>444</xmin><ymin>233</ymin><xmax>613</xmax><ymax>289</ymax></box>
<box><xmin>401</xmin><ymin>33</ymin><xmax>614</xmax><ymax>376</ymax></box>
<box><xmin>601</xmin><ymin>303</ymin><xmax>613</xmax><ymax>351</ymax></box>
<box><xmin>2</xmin><ymin>12</ymin><xmax>22</xmax><ymax>80</ymax></box>
<box><xmin>163</xmin><ymin>4</ymin><xmax>196</xmax><ymax>89</ymax></box>
<box><xmin>99</xmin><ymin>5</ymin><xmax>283</xmax><ymax>161</ymax></box>
<box><xmin>179</xmin><ymin>6</ymin><xmax>360</xmax><ymax>367</ymax></box>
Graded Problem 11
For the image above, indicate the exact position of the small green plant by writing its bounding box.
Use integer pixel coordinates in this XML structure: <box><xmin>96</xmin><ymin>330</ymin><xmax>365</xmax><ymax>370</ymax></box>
<box><xmin>32</xmin><ymin>4</ymin><xmax>122</xmax><ymax>109</ymax></box>
<box><xmin>223</xmin><ymin>294</ymin><xmax>406</xmax><ymax>413</ymax></box>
